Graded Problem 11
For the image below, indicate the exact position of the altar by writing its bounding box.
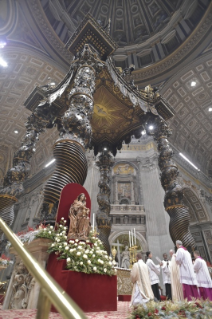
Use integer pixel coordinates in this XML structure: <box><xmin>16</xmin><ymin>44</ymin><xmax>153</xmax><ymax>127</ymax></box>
<box><xmin>116</xmin><ymin>268</ymin><xmax>133</xmax><ymax>301</ymax></box>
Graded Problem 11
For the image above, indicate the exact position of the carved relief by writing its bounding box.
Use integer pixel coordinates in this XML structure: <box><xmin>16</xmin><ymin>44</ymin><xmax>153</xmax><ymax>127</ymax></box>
<box><xmin>9</xmin><ymin>262</ymin><xmax>33</xmax><ymax>309</ymax></box>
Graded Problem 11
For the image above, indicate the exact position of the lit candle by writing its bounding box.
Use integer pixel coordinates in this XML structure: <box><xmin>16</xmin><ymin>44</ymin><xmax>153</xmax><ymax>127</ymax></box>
<box><xmin>93</xmin><ymin>213</ymin><xmax>95</xmax><ymax>231</ymax></box>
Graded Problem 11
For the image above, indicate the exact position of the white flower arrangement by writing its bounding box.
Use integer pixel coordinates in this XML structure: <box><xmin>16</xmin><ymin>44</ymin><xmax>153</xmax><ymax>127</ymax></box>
<box><xmin>34</xmin><ymin>218</ymin><xmax>116</xmax><ymax>276</ymax></box>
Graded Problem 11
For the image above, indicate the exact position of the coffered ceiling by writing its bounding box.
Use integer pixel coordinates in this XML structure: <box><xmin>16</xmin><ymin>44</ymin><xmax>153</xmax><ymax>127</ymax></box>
<box><xmin>161</xmin><ymin>50</ymin><xmax>212</xmax><ymax>175</ymax></box>
<box><xmin>0</xmin><ymin>0</ymin><xmax>212</xmax><ymax>184</ymax></box>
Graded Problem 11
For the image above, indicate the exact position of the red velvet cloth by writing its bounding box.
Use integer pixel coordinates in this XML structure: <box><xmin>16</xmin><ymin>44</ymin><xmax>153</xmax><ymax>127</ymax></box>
<box><xmin>47</xmin><ymin>253</ymin><xmax>117</xmax><ymax>312</ymax></box>
<box><xmin>118</xmin><ymin>295</ymin><xmax>131</xmax><ymax>301</ymax></box>
<box><xmin>55</xmin><ymin>183</ymin><xmax>91</xmax><ymax>225</ymax></box>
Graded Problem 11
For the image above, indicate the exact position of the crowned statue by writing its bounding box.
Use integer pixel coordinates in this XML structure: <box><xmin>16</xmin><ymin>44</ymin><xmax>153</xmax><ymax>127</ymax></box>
<box><xmin>67</xmin><ymin>193</ymin><xmax>91</xmax><ymax>240</ymax></box>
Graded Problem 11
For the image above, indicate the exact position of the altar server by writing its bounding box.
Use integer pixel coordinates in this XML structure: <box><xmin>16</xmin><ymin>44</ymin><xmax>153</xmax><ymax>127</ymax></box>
<box><xmin>130</xmin><ymin>253</ymin><xmax>154</xmax><ymax>306</ymax></box>
<box><xmin>161</xmin><ymin>253</ymin><xmax>172</xmax><ymax>300</ymax></box>
<box><xmin>193</xmin><ymin>250</ymin><xmax>212</xmax><ymax>301</ymax></box>
<box><xmin>175</xmin><ymin>240</ymin><xmax>200</xmax><ymax>300</ymax></box>
<box><xmin>146</xmin><ymin>251</ymin><xmax>162</xmax><ymax>301</ymax></box>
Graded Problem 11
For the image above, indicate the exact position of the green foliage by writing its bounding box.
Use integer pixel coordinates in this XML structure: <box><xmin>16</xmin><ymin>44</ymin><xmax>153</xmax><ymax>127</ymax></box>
<box><xmin>128</xmin><ymin>299</ymin><xmax>212</xmax><ymax>319</ymax></box>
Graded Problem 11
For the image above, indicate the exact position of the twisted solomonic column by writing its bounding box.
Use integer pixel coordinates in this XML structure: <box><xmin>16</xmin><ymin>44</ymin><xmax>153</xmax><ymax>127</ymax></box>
<box><xmin>153</xmin><ymin>117</ymin><xmax>196</xmax><ymax>251</ymax></box>
<box><xmin>96</xmin><ymin>150</ymin><xmax>114</xmax><ymax>254</ymax></box>
<box><xmin>42</xmin><ymin>46</ymin><xmax>98</xmax><ymax>221</ymax></box>
<box><xmin>0</xmin><ymin>114</ymin><xmax>46</xmax><ymax>238</ymax></box>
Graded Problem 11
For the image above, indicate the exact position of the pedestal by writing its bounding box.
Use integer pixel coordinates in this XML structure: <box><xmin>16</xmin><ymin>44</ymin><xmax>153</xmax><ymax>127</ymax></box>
<box><xmin>3</xmin><ymin>238</ymin><xmax>51</xmax><ymax>310</ymax></box>
<box><xmin>47</xmin><ymin>253</ymin><xmax>117</xmax><ymax>312</ymax></box>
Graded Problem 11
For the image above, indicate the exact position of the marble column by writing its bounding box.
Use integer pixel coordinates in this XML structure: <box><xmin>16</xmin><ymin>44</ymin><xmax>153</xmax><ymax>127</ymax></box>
<box><xmin>131</xmin><ymin>181</ymin><xmax>135</xmax><ymax>204</ymax></box>
<box><xmin>115</xmin><ymin>182</ymin><xmax>119</xmax><ymax>204</ymax></box>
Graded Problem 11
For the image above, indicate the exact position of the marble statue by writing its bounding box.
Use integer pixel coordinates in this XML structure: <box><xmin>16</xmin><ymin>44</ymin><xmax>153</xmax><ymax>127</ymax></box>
<box><xmin>67</xmin><ymin>193</ymin><xmax>91</xmax><ymax>240</ymax></box>
<box><xmin>9</xmin><ymin>262</ymin><xmax>33</xmax><ymax>309</ymax></box>
<box><xmin>121</xmin><ymin>246</ymin><xmax>130</xmax><ymax>269</ymax></box>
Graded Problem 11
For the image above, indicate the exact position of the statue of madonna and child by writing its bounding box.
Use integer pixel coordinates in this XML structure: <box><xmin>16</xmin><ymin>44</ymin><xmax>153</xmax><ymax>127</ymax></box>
<box><xmin>67</xmin><ymin>193</ymin><xmax>91</xmax><ymax>240</ymax></box>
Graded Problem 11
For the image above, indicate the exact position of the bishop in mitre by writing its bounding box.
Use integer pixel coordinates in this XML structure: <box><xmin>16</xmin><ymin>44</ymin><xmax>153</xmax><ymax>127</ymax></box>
<box><xmin>130</xmin><ymin>253</ymin><xmax>154</xmax><ymax>306</ymax></box>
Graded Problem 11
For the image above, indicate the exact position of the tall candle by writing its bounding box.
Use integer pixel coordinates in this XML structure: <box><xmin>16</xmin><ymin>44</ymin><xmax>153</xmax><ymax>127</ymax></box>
<box><xmin>131</xmin><ymin>230</ymin><xmax>134</xmax><ymax>246</ymax></box>
<box><xmin>134</xmin><ymin>228</ymin><xmax>136</xmax><ymax>245</ymax></box>
<box><xmin>129</xmin><ymin>231</ymin><xmax>131</xmax><ymax>247</ymax></box>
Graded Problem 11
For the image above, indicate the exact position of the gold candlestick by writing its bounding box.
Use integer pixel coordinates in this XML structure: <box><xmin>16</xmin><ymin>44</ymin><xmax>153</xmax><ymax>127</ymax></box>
<box><xmin>111</xmin><ymin>246</ymin><xmax>117</xmax><ymax>263</ymax></box>
<box><xmin>129</xmin><ymin>245</ymin><xmax>137</xmax><ymax>269</ymax></box>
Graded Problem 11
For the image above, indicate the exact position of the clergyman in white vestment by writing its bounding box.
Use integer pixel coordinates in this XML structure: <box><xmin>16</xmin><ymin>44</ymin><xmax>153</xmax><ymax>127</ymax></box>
<box><xmin>167</xmin><ymin>249</ymin><xmax>184</xmax><ymax>302</ymax></box>
<box><xmin>193</xmin><ymin>250</ymin><xmax>212</xmax><ymax>301</ymax></box>
<box><xmin>146</xmin><ymin>251</ymin><xmax>162</xmax><ymax>301</ymax></box>
<box><xmin>130</xmin><ymin>253</ymin><xmax>154</xmax><ymax>306</ymax></box>
<box><xmin>175</xmin><ymin>240</ymin><xmax>200</xmax><ymax>300</ymax></box>
<box><xmin>161</xmin><ymin>253</ymin><xmax>172</xmax><ymax>300</ymax></box>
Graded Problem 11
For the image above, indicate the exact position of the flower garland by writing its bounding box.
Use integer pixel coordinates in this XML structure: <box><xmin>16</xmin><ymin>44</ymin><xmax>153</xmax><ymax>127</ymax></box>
<box><xmin>36</xmin><ymin>218</ymin><xmax>116</xmax><ymax>276</ymax></box>
<box><xmin>129</xmin><ymin>299</ymin><xmax>212</xmax><ymax>319</ymax></box>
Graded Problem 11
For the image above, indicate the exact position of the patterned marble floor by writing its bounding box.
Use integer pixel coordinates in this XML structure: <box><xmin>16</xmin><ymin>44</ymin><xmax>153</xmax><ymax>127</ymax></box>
<box><xmin>0</xmin><ymin>302</ymin><xmax>131</xmax><ymax>319</ymax></box>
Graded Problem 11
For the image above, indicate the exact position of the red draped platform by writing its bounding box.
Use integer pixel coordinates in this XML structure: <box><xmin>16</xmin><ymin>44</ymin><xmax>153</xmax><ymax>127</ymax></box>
<box><xmin>47</xmin><ymin>254</ymin><xmax>117</xmax><ymax>312</ymax></box>
<box><xmin>46</xmin><ymin>183</ymin><xmax>117</xmax><ymax>312</ymax></box>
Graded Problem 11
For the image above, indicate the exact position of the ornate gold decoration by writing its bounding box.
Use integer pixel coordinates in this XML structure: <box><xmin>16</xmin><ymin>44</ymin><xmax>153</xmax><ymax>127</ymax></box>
<box><xmin>113</xmin><ymin>164</ymin><xmax>134</xmax><ymax>175</ymax></box>
<box><xmin>116</xmin><ymin>269</ymin><xmax>133</xmax><ymax>295</ymax></box>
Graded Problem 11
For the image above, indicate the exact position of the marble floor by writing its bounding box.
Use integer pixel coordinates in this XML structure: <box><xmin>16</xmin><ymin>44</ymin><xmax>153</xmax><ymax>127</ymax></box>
<box><xmin>0</xmin><ymin>301</ymin><xmax>131</xmax><ymax>319</ymax></box>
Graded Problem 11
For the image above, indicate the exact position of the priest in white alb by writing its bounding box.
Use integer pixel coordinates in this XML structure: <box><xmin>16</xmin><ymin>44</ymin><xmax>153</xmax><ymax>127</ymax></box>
<box><xmin>130</xmin><ymin>252</ymin><xmax>154</xmax><ymax>306</ymax></box>
<box><xmin>175</xmin><ymin>240</ymin><xmax>200</xmax><ymax>300</ymax></box>
<box><xmin>161</xmin><ymin>253</ymin><xmax>172</xmax><ymax>300</ymax></box>
<box><xmin>168</xmin><ymin>249</ymin><xmax>184</xmax><ymax>302</ymax></box>
<box><xmin>146</xmin><ymin>251</ymin><xmax>162</xmax><ymax>301</ymax></box>
<box><xmin>193</xmin><ymin>250</ymin><xmax>212</xmax><ymax>301</ymax></box>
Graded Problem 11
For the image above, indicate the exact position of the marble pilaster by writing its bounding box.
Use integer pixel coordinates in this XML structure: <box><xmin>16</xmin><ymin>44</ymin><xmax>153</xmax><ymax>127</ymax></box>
<box><xmin>3</xmin><ymin>238</ymin><xmax>51</xmax><ymax>310</ymax></box>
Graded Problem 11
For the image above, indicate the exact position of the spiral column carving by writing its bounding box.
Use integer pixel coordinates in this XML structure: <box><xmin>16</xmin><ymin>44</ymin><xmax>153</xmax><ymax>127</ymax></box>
<box><xmin>42</xmin><ymin>45</ymin><xmax>98</xmax><ymax>221</ymax></box>
<box><xmin>0</xmin><ymin>112</ymin><xmax>47</xmax><ymax>238</ymax></box>
<box><xmin>96</xmin><ymin>150</ymin><xmax>114</xmax><ymax>254</ymax></box>
<box><xmin>153</xmin><ymin>117</ymin><xmax>196</xmax><ymax>250</ymax></box>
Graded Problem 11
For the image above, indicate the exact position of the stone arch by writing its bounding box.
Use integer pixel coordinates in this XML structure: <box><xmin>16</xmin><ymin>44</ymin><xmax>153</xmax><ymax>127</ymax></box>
<box><xmin>109</xmin><ymin>230</ymin><xmax>148</xmax><ymax>253</ymax></box>
<box><xmin>119</xmin><ymin>198</ymin><xmax>130</xmax><ymax>205</ymax></box>
<box><xmin>183</xmin><ymin>187</ymin><xmax>209</xmax><ymax>223</ymax></box>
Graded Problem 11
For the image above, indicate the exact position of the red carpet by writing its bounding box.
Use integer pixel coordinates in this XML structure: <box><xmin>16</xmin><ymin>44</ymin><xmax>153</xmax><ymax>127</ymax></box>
<box><xmin>0</xmin><ymin>302</ymin><xmax>130</xmax><ymax>318</ymax></box>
